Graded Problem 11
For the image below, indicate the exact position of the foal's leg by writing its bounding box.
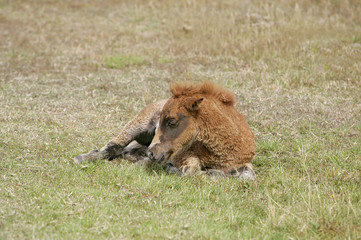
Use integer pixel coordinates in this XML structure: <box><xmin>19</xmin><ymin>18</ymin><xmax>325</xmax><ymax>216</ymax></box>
<box><xmin>165</xmin><ymin>152</ymin><xmax>202</xmax><ymax>176</ymax></box>
<box><xmin>73</xmin><ymin>100</ymin><xmax>166</xmax><ymax>163</ymax></box>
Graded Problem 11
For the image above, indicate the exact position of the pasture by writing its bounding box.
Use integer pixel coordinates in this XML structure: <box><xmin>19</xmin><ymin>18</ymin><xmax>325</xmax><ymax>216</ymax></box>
<box><xmin>1</xmin><ymin>0</ymin><xmax>360</xmax><ymax>239</ymax></box>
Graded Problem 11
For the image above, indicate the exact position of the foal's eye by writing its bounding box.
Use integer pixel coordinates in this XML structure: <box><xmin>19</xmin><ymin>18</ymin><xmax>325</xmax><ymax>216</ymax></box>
<box><xmin>167</xmin><ymin>119</ymin><xmax>178</xmax><ymax>128</ymax></box>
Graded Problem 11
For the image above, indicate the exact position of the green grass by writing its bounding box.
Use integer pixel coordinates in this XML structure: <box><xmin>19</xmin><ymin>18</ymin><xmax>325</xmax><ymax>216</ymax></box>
<box><xmin>1</xmin><ymin>0</ymin><xmax>360</xmax><ymax>239</ymax></box>
<box><xmin>159</xmin><ymin>57</ymin><xmax>174</xmax><ymax>64</ymax></box>
<box><xmin>104</xmin><ymin>55</ymin><xmax>146</xmax><ymax>69</ymax></box>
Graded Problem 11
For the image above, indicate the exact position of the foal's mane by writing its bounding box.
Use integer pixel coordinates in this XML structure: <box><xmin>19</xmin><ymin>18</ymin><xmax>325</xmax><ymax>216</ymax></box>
<box><xmin>169</xmin><ymin>81</ymin><xmax>235</xmax><ymax>105</ymax></box>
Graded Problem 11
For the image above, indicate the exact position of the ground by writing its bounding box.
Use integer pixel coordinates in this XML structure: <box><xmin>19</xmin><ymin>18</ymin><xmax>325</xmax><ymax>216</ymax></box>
<box><xmin>0</xmin><ymin>0</ymin><xmax>360</xmax><ymax>239</ymax></box>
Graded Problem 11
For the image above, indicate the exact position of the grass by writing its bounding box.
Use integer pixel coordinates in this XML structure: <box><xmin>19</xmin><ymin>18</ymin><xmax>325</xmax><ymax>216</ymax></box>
<box><xmin>0</xmin><ymin>0</ymin><xmax>360</xmax><ymax>239</ymax></box>
<box><xmin>104</xmin><ymin>55</ymin><xmax>146</xmax><ymax>69</ymax></box>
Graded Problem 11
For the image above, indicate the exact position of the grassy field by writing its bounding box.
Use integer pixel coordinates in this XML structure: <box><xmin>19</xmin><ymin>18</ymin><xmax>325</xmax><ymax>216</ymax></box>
<box><xmin>1</xmin><ymin>0</ymin><xmax>360</xmax><ymax>239</ymax></box>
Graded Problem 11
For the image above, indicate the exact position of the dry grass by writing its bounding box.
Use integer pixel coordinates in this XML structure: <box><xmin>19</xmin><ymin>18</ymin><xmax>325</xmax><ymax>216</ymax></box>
<box><xmin>1</xmin><ymin>0</ymin><xmax>360</xmax><ymax>239</ymax></box>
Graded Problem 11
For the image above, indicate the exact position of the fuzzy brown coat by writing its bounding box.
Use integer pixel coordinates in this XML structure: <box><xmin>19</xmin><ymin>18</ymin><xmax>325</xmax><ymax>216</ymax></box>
<box><xmin>148</xmin><ymin>82</ymin><xmax>256</xmax><ymax>175</ymax></box>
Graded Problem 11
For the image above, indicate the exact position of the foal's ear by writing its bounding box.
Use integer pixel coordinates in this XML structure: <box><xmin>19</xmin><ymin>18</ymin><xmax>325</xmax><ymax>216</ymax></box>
<box><xmin>186</xmin><ymin>97</ymin><xmax>203</xmax><ymax>112</ymax></box>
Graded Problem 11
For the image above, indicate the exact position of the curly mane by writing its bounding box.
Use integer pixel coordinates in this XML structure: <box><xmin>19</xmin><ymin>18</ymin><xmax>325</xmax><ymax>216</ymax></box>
<box><xmin>169</xmin><ymin>81</ymin><xmax>235</xmax><ymax>106</ymax></box>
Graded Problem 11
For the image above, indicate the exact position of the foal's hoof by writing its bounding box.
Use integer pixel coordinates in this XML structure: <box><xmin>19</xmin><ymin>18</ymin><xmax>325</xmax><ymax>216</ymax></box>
<box><xmin>226</xmin><ymin>164</ymin><xmax>256</xmax><ymax>181</ymax></box>
<box><xmin>164</xmin><ymin>163</ymin><xmax>182</xmax><ymax>176</ymax></box>
<box><xmin>239</xmin><ymin>168</ymin><xmax>256</xmax><ymax>181</ymax></box>
<box><xmin>73</xmin><ymin>150</ymin><xmax>100</xmax><ymax>164</ymax></box>
<box><xmin>237</xmin><ymin>164</ymin><xmax>256</xmax><ymax>181</ymax></box>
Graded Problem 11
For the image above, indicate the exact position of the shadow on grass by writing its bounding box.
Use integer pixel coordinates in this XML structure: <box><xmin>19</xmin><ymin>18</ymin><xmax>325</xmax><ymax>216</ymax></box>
<box><xmin>143</xmin><ymin>161</ymin><xmax>168</xmax><ymax>176</ymax></box>
<box><xmin>109</xmin><ymin>157</ymin><xmax>168</xmax><ymax>176</ymax></box>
